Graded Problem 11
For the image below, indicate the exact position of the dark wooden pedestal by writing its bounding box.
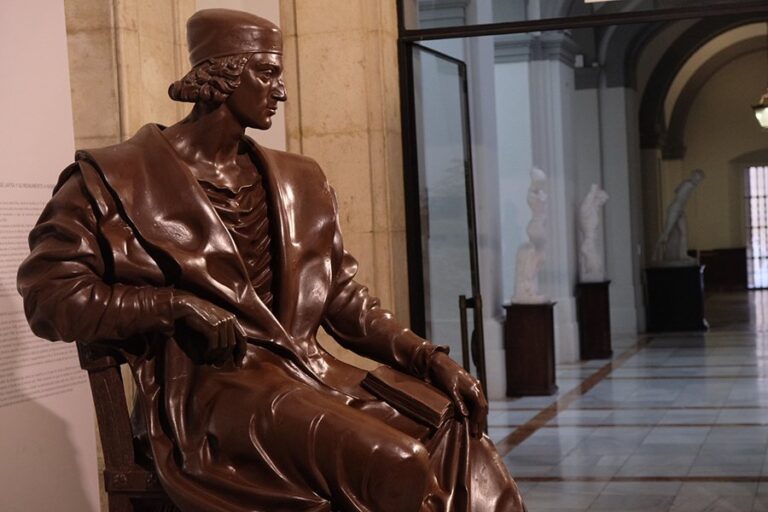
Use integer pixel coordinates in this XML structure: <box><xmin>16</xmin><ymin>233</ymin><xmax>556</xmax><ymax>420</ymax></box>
<box><xmin>503</xmin><ymin>303</ymin><xmax>557</xmax><ymax>397</ymax></box>
<box><xmin>645</xmin><ymin>265</ymin><xmax>708</xmax><ymax>332</ymax></box>
<box><xmin>576</xmin><ymin>281</ymin><xmax>612</xmax><ymax>360</ymax></box>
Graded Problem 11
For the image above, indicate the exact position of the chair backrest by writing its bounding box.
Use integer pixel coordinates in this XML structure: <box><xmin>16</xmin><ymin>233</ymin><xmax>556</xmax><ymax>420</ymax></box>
<box><xmin>75</xmin><ymin>342</ymin><xmax>168</xmax><ymax>504</ymax></box>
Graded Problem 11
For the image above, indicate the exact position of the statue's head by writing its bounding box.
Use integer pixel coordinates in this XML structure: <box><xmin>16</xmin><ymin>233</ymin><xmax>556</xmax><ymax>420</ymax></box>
<box><xmin>530</xmin><ymin>167</ymin><xmax>547</xmax><ymax>183</ymax></box>
<box><xmin>589</xmin><ymin>184</ymin><xmax>609</xmax><ymax>205</ymax></box>
<box><xmin>691</xmin><ymin>169</ymin><xmax>705</xmax><ymax>183</ymax></box>
<box><xmin>169</xmin><ymin>9</ymin><xmax>286</xmax><ymax>130</ymax></box>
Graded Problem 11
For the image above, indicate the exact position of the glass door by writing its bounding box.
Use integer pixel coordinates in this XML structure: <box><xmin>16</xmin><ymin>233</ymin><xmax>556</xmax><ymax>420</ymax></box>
<box><xmin>411</xmin><ymin>44</ymin><xmax>486</xmax><ymax>392</ymax></box>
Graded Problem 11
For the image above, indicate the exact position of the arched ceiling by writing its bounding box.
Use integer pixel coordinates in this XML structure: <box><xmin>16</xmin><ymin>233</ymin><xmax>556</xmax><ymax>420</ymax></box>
<box><xmin>504</xmin><ymin>1</ymin><xmax>767</xmax><ymax>160</ymax></box>
<box><xmin>538</xmin><ymin>1</ymin><xmax>766</xmax><ymax>155</ymax></box>
<box><xmin>664</xmin><ymin>29</ymin><xmax>766</xmax><ymax>158</ymax></box>
<box><xmin>635</xmin><ymin>20</ymin><xmax>696</xmax><ymax>98</ymax></box>
<box><xmin>598</xmin><ymin>22</ymin><xmax>666</xmax><ymax>89</ymax></box>
<box><xmin>664</xmin><ymin>23</ymin><xmax>766</xmax><ymax>121</ymax></box>
<box><xmin>637</xmin><ymin>17</ymin><xmax>767</xmax><ymax>152</ymax></box>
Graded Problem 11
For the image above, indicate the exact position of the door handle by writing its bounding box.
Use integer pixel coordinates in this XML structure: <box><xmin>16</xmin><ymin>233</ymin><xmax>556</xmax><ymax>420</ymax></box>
<box><xmin>459</xmin><ymin>295</ymin><xmax>471</xmax><ymax>372</ymax></box>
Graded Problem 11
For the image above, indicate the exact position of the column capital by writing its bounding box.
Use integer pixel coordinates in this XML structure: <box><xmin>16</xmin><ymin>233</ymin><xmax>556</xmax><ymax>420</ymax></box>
<box><xmin>495</xmin><ymin>32</ymin><xmax>577</xmax><ymax>66</ymax></box>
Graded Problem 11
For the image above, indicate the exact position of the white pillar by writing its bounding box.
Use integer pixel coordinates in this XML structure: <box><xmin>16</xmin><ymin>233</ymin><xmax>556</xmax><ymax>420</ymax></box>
<box><xmin>528</xmin><ymin>34</ymin><xmax>579</xmax><ymax>363</ymax></box>
<box><xmin>599</xmin><ymin>87</ymin><xmax>642</xmax><ymax>334</ymax></box>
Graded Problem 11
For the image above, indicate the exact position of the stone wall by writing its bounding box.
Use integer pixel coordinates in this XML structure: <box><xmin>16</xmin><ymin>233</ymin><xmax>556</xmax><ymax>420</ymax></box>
<box><xmin>65</xmin><ymin>0</ymin><xmax>195</xmax><ymax>150</ymax></box>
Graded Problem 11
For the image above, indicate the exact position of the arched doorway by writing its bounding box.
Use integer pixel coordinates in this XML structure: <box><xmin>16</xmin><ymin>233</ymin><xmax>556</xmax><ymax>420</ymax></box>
<box><xmin>638</xmin><ymin>22</ymin><xmax>768</xmax><ymax>293</ymax></box>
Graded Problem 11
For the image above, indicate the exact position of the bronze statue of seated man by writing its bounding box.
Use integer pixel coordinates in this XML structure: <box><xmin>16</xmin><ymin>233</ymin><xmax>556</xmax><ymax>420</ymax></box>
<box><xmin>18</xmin><ymin>9</ymin><xmax>526</xmax><ymax>512</ymax></box>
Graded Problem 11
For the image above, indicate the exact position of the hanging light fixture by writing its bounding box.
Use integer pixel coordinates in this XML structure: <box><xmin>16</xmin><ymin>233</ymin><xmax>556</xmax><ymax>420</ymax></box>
<box><xmin>755</xmin><ymin>91</ymin><xmax>768</xmax><ymax>129</ymax></box>
<box><xmin>753</xmin><ymin>22</ymin><xmax>768</xmax><ymax>129</ymax></box>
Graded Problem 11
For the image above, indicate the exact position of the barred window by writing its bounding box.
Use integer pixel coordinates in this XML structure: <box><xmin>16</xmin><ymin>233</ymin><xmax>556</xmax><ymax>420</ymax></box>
<box><xmin>746</xmin><ymin>166</ymin><xmax>768</xmax><ymax>289</ymax></box>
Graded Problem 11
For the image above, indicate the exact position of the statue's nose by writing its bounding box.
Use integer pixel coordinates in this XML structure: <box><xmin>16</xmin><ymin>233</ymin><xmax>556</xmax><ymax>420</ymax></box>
<box><xmin>273</xmin><ymin>80</ymin><xmax>287</xmax><ymax>102</ymax></box>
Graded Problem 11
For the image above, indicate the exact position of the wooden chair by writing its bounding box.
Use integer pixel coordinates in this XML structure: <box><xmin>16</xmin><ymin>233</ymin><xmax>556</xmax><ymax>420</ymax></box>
<box><xmin>76</xmin><ymin>342</ymin><xmax>179</xmax><ymax>512</ymax></box>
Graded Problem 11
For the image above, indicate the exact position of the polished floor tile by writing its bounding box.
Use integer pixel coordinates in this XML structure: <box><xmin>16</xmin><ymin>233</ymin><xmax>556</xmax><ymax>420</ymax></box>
<box><xmin>660</xmin><ymin>409</ymin><xmax>721</xmax><ymax>425</ymax></box>
<box><xmin>487</xmin><ymin>409</ymin><xmax>541</xmax><ymax>427</ymax></box>
<box><xmin>520</xmin><ymin>481</ymin><xmax>606</xmax><ymax>511</ymax></box>
<box><xmin>672</xmin><ymin>482</ymin><xmax>758</xmax><ymax>511</ymax></box>
<box><xmin>492</xmin><ymin>291</ymin><xmax>768</xmax><ymax>511</ymax></box>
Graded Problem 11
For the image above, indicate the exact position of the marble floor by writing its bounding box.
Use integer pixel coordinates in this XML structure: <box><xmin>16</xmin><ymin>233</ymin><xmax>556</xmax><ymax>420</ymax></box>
<box><xmin>494</xmin><ymin>291</ymin><xmax>768</xmax><ymax>511</ymax></box>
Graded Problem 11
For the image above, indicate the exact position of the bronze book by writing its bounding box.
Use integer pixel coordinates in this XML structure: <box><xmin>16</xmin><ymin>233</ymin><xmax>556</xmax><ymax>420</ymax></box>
<box><xmin>362</xmin><ymin>366</ymin><xmax>455</xmax><ymax>429</ymax></box>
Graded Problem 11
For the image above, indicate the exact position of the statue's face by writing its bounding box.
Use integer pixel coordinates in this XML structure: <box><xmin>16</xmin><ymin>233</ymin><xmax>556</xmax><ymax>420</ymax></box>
<box><xmin>226</xmin><ymin>52</ymin><xmax>286</xmax><ymax>130</ymax></box>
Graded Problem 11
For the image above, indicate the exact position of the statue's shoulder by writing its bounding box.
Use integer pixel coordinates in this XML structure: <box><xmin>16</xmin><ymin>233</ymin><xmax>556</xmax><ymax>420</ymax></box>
<box><xmin>244</xmin><ymin>137</ymin><xmax>330</xmax><ymax>187</ymax></box>
<box><xmin>50</xmin><ymin>136</ymin><xmax>140</xmax><ymax>195</ymax></box>
<box><xmin>74</xmin><ymin>124</ymin><xmax>159</xmax><ymax>177</ymax></box>
<box><xmin>260</xmin><ymin>145</ymin><xmax>319</xmax><ymax>170</ymax></box>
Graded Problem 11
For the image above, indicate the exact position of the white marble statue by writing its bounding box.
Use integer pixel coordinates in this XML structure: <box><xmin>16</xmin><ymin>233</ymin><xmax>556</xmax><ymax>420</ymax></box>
<box><xmin>578</xmin><ymin>184</ymin><xmax>609</xmax><ymax>282</ymax></box>
<box><xmin>512</xmin><ymin>168</ymin><xmax>549</xmax><ymax>304</ymax></box>
<box><xmin>654</xmin><ymin>169</ymin><xmax>705</xmax><ymax>265</ymax></box>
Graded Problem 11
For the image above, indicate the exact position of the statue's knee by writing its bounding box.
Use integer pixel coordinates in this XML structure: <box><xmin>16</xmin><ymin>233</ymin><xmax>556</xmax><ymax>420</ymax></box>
<box><xmin>373</xmin><ymin>435</ymin><xmax>428</xmax><ymax>469</ymax></box>
<box><xmin>369</xmin><ymin>439</ymin><xmax>430</xmax><ymax>510</ymax></box>
<box><xmin>397</xmin><ymin>440</ymin><xmax>430</xmax><ymax>477</ymax></box>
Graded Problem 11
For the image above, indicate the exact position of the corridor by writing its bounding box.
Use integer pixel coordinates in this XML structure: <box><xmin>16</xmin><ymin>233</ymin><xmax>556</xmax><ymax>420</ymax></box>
<box><xmin>494</xmin><ymin>291</ymin><xmax>768</xmax><ymax>511</ymax></box>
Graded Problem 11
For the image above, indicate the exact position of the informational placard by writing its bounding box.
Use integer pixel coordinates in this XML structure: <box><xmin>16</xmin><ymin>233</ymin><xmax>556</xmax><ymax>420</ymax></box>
<box><xmin>0</xmin><ymin>1</ymin><xmax>99</xmax><ymax>510</ymax></box>
<box><xmin>0</xmin><ymin>184</ymin><xmax>87</xmax><ymax>409</ymax></box>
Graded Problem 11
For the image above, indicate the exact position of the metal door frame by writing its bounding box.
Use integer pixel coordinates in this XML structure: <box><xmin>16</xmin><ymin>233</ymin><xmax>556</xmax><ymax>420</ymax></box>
<box><xmin>405</xmin><ymin>43</ymin><xmax>487</xmax><ymax>391</ymax></box>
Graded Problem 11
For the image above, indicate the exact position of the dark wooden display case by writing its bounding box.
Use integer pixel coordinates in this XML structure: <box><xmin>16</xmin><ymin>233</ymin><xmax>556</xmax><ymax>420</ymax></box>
<box><xmin>576</xmin><ymin>281</ymin><xmax>612</xmax><ymax>360</ymax></box>
<box><xmin>503</xmin><ymin>302</ymin><xmax>557</xmax><ymax>396</ymax></box>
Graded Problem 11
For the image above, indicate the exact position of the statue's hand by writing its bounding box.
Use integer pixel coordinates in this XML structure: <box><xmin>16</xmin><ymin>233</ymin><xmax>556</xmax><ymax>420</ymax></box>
<box><xmin>428</xmin><ymin>352</ymin><xmax>488</xmax><ymax>438</ymax></box>
<box><xmin>171</xmin><ymin>292</ymin><xmax>247</xmax><ymax>366</ymax></box>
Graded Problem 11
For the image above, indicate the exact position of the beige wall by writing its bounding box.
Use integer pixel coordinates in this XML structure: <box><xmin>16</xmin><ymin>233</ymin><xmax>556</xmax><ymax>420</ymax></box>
<box><xmin>659</xmin><ymin>51</ymin><xmax>768</xmax><ymax>251</ymax></box>
<box><xmin>65</xmin><ymin>0</ymin><xmax>195</xmax><ymax>150</ymax></box>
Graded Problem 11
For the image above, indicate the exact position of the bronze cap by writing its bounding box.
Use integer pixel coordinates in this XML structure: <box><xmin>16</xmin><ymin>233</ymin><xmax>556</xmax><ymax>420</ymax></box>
<box><xmin>187</xmin><ymin>8</ymin><xmax>282</xmax><ymax>66</ymax></box>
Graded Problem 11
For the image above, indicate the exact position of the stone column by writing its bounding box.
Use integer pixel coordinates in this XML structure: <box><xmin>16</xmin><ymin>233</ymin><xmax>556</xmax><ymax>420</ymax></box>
<box><xmin>641</xmin><ymin>148</ymin><xmax>664</xmax><ymax>261</ymax></box>
<box><xmin>65</xmin><ymin>0</ymin><xmax>195</xmax><ymax>150</ymax></box>
<box><xmin>280</xmin><ymin>0</ymin><xmax>406</xmax><ymax>369</ymax></box>
<box><xmin>528</xmin><ymin>33</ymin><xmax>580</xmax><ymax>363</ymax></box>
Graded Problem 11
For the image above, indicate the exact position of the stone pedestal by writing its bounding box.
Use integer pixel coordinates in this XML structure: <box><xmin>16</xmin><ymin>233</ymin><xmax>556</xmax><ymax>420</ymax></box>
<box><xmin>503</xmin><ymin>303</ymin><xmax>558</xmax><ymax>396</ymax></box>
<box><xmin>645</xmin><ymin>265</ymin><xmax>707</xmax><ymax>332</ymax></box>
<box><xmin>576</xmin><ymin>281</ymin><xmax>612</xmax><ymax>359</ymax></box>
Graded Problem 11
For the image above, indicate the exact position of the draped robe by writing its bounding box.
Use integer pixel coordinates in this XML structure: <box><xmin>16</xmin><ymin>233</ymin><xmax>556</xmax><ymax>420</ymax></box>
<box><xmin>17</xmin><ymin>124</ymin><xmax>525</xmax><ymax>512</ymax></box>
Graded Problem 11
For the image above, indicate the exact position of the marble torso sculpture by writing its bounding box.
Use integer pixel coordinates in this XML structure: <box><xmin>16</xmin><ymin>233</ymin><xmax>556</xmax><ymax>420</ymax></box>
<box><xmin>17</xmin><ymin>9</ymin><xmax>525</xmax><ymax>512</ymax></box>
<box><xmin>578</xmin><ymin>184</ymin><xmax>609</xmax><ymax>282</ymax></box>
<box><xmin>654</xmin><ymin>169</ymin><xmax>705</xmax><ymax>265</ymax></box>
<box><xmin>512</xmin><ymin>168</ymin><xmax>548</xmax><ymax>304</ymax></box>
